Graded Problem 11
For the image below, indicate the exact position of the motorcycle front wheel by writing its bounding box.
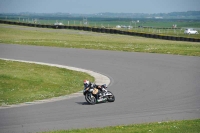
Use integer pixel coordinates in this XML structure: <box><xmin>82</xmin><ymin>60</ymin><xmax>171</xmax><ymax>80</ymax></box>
<box><xmin>106</xmin><ymin>91</ymin><xmax>115</xmax><ymax>102</ymax></box>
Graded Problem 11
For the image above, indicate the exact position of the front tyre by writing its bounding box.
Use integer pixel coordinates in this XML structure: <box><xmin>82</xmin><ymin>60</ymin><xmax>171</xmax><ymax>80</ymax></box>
<box><xmin>106</xmin><ymin>91</ymin><xmax>115</xmax><ymax>102</ymax></box>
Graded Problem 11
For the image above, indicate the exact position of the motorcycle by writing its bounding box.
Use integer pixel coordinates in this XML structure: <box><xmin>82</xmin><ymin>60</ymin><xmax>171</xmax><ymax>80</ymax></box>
<box><xmin>83</xmin><ymin>84</ymin><xmax>115</xmax><ymax>105</ymax></box>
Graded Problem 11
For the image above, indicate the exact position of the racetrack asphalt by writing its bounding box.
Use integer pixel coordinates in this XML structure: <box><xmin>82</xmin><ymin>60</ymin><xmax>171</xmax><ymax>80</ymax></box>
<box><xmin>0</xmin><ymin>44</ymin><xmax>200</xmax><ymax>133</ymax></box>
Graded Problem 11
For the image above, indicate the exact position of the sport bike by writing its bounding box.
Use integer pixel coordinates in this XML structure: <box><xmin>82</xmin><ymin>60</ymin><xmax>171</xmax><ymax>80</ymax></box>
<box><xmin>83</xmin><ymin>84</ymin><xmax>115</xmax><ymax>105</ymax></box>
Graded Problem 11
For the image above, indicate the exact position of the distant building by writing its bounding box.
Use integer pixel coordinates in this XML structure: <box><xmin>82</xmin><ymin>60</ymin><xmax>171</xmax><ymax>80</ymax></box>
<box><xmin>172</xmin><ymin>24</ymin><xmax>177</xmax><ymax>28</ymax></box>
<box><xmin>54</xmin><ymin>22</ymin><xmax>64</xmax><ymax>25</ymax></box>
<box><xmin>116</xmin><ymin>25</ymin><xmax>132</xmax><ymax>29</ymax></box>
<box><xmin>116</xmin><ymin>25</ymin><xmax>121</xmax><ymax>28</ymax></box>
<box><xmin>155</xmin><ymin>17</ymin><xmax>163</xmax><ymax>19</ymax></box>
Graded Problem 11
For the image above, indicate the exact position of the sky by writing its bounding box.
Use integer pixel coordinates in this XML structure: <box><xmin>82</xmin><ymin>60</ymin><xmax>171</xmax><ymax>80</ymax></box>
<box><xmin>0</xmin><ymin>0</ymin><xmax>200</xmax><ymax>14</ymax></box>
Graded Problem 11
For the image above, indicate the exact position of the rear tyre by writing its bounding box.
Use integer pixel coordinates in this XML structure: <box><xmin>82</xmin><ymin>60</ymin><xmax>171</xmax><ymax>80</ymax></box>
<box><xmin>85</xmin><ymin>93</ymin><xmax>96</xmax><ymax>105</ymax></box>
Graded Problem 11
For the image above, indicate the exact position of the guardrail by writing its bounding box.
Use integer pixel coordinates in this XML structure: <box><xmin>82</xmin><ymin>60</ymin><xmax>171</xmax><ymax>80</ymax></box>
<box><xmin>0</xmin><ymin>20</ymin><xmax>199</xmax><ymax>42</ymax></box>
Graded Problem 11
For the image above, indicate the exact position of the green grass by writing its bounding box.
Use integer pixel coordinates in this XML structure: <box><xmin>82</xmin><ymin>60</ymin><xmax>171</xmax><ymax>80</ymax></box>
<box><xmin>0</xmin><ymin>59</ymin><xmax>94</xmax><ymax>105</ymax></box>
<box><xmin>0</xmin><ymin>24</ymin><xmax>200</xmax><ymax>56</ymax></box>
<box><xmin>42</xmin><ymin>119</ymin><xmax>200</xmax><ymax>133</ymax></box>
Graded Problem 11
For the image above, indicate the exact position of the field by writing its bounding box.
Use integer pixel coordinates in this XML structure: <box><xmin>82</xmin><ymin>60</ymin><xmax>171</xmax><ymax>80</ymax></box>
<box><xmin>2</xmin><ymin>16</ymin><xmax>200</xmax><ymax>27</ymax></box>
<box><xmin>0</xmin><ymin>59</ymin><xmax>94</xmax><ymax>105</ymax></box>
<box><xmin>0</xmin><ymin>24</ymin><xmax>200</xmax><ymax>56</ymax></box>
<box><xmin>1</xmin><ymin>15</ymin><xmax>200</xmax><ymax>38</ymax></box>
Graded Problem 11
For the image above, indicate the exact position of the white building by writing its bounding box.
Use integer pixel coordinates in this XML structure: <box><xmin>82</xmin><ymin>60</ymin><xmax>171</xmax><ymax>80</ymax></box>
<box><xmin>54</xmin><ymin>22</ymin><xmax>64</xmax><ymax>25</ymax></box>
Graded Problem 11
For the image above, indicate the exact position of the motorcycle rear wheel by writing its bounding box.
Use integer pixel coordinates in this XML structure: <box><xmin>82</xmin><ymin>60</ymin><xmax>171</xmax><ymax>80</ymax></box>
<box><xmin>85</xmin><ymin>93</ymin><xmax>97</xmax><ymax>105</ymax></box>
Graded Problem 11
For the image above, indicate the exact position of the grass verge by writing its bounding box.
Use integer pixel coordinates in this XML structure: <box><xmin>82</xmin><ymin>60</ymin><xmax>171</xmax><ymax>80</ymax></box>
<box><xmin>0</xmin><ymin>59</ymin><xmax>94</xmax><ymax>106</ymax></box>
<box><xmin>0</xmin><ymin>24</ymin><xmax>200</xmax><ymax>56</ymax></box>
<box><xmin>42</xmin><ymin>119</ymin><xmax>200</xmax><ymax>133</ymax></box>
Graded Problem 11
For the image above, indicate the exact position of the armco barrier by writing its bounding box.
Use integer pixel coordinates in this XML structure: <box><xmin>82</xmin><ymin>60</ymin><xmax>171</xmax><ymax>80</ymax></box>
<box><xmin>180</xmin><ymin>37</ymin><xmax>184</xmax><ymax>41</ymax></box>
<box><xmin>78</xmin><ymin>26</ymin><xmax>83</xmax><ymax>30</ymax></box>
<box><xmin>47</xmin><ymin>25</ymin><xmax>52</xmax><ymax>28</ymax></box>
<box><xmin>148</xmin><ymin>33</ymin><xmax>153</xmax><ymax>38</ymax></box>
<box><xmin>171</xmin><ymin>36</ymin><xmax>176</xmax><ymax>41</ymax></box>
<box><xmin>98</xmin><ymin>28</ymin><xmax>102</xmax><ymax>33</ymax></box>
<box><xmin>88</xmin><ymin>27</ymin><xmax>92</xmax><ymax>31</ymax></box>
<box><xmin>63</xmin><ymin>26</ymin><xmax>68</xmax><ymax>29</ymax></box>
<box><xmin>19</xmin><ymin>22</ymin><xmax>24</xmax><ymax>25</ymax></box>
<box><xmin>0</xmin><ymin>20</ymin><xmax>199</xmax><ymax>43</ymax></box>
<box><xmin>24</xmin><ymin>23</ymin><xmax>29</xmax><ymax>26</ymax></box>
<box><xmin>18</xmin><ymin>22</ymin><xmax>23</xmax><ymax>25</ymax></box>
<box><xmin>161</xmin><ymin>35</ymin><xmax>166</xmax><ymax>40</ymax></box>
<box><xmin>82</xmin><ymin>27</ymin><xmax>91</xmax><ymax>31</ymax></box>
<box><xmin>92</xmin><ymin>27</ymin><xmax>97</xmax><ymax>32</ymax></box>
<box><xmin>131</xmin><ymin>32</ymin><xmax>136</xmax><ymax>36</ymax></box>
<box><xmin>12</xmin><ymin>22</ymin><xmax>17</xmax><ymax>25</ymax></box>
<box><xmin>13</xmin><ymin>22</ymin><xmax>18</xmax><ymax>25</ymax></box>
<box><xmin>52</xmin><ymin>25</ymin><xmax>57</xmax><ymax>29</ymax></box>
<box><xmin>101</xmin><ymin>28</ymin><xmax>105</xmax><ymax>33</ymax></box>
<box><xmin>119</xmin><ymin>30</ymin><xmax>124</xmax><ymax>34</ymax></box>
<box><xmin>124</xmin><ymin>31</ymin><xmax>129</xmax><ymax>35</ymax></box>
<box><xmin>64</xmin><ymin>26</ymin><xmax>69</xmax><ymax>29</ymax></box>
<box><xmin>0</xmin><ymin>20</ymin><xmax>4</xmax><ymax>23</ymax></box>
<box><xmin>157</xmin><ymin>35</ymin><xmax>162</xmax><ymax>39</ymax></box>
<box><xmin>176</xmin><ymin>37</ymin><xmax>180</xmax><ymax>41</ymax></box>
<box><xmin>110</xmin><ymin>29</ymin><xmax>114</xmax><ymax>34</ymax></box>
<box><xmin>167</xmin><ymin>36</ymin><xmax>172</xmax><ymax>40</ymax></box>
<box><xmin>9</xmin><ymin>21</ymin><xmax>14</xmax><ymax>24</ymax></box>
<box><xmin>113</xmin><ymin>29</ymin><xmax>118</xmax><ymax>34</ymax></box>
<box><xmin>24</xmin><ymin>23</ymin><xmax>28</xmax><ymax>26</ymax></box>
<box><xmin>36</xmin><ymin>24</ymin><xmax>41</xmax><ymax>28</ymax></box>
<box><xmin>146</xmin><ymin>33</ymin><xmax>150</xmax><ymax>38</ymax></box>
<box><xmin>73</xmin><ymin>26</ymin><xmax>78</xmax><ymax>30</ymax></box>
<box><xmin>127</xmin><ymin>31</ymin><xmax>132</xmax><ymax>36</ymax></box>
<box><xmin>7</xmin><ymin>22</ymin><xmax>11</xmax><ymax>24</ymax></box>
<box><xmin>96</xmin><ymin>28</ymin><xmax>101</xmax><ymax>32</ymax></box>
<box><xmin>83</xmin><ymin>26</ymin><xmax>87</xmax><ymax>31</ymax></box>
<box><xmin>41</xmin><ymin>24</ymin><xmax>47</xmax><ymax>28</ymax></box>
<box><xmin>185</xmin><ymin>37</ymin><xmax>190</xmax><ymax>42</ymax></box>
<box><xmin>190</xmin><ymin>38</ymin><xmax>194</xmax><ymax>42</ymax></box>
<box><xmin>27</xmin><ymin>23</ymin><xmax>31</xmax><ymax>27</ymax></box>
<box><xmin>67</xmin><ymin>26</ymin><xmax>72</xmax><ymax>29</ymax></box>
<box><xmin>105</xmin><ymin>29</ymin><xmax>110</xmax><ymax>33</ymax></box>
<box><xmin>59</xmin><ymin>25</ymin><xmax>65</xmax><ymax>29</ymax></box>
<box><xmin>141</xmin><ymin>33</ymin><xmax>146</xmax><ymax>37</ymax></box>
<box><xmin>193</xmin><ymin>38</ymin><xmax>197</xmax><ymax>42</ymax></box>
<box><xmin>167</xmin><ymin>36</ymin><xmax>171</xmax><ymax>40</ymax></box>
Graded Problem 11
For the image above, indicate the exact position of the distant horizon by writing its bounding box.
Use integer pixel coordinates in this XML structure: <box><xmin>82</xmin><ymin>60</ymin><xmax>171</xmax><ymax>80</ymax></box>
<box><xmin>1</xmin><ymin>10</ymin><xmax>200</xmax><ymax>15</ymax></box>
<box><xmin>1</xmin><ymin>0</ymin><xmax>200</xmax><ymax>14</ymax></box>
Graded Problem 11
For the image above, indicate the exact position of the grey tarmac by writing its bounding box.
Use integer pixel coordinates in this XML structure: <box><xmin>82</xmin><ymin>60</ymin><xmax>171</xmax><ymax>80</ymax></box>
<box><xmin>0</xmin><ymin>44</ymin><xmax>200</xmax><ymax>133</ymax></box>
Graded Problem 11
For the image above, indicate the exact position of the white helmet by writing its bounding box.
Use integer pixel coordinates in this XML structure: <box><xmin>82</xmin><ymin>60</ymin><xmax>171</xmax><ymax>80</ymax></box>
<box><xmin>83</xmin><ymin>80</ymin><xmax>89</xmax><ymax>85</ymax></box>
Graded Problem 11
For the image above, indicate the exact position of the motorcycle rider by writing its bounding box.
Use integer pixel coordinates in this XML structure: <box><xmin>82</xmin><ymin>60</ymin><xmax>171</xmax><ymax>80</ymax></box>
<box><xmin>83</xmin><ymin>80</ymin><xmax>107</xmax><ymax>101</ymax></box>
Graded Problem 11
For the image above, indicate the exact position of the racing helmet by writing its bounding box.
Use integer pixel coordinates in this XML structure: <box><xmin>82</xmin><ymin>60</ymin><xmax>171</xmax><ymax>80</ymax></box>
<box><xmin>83</xmin><ymin>80</ymin><xmax>89</xmax><ymax>85</ymax></box>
